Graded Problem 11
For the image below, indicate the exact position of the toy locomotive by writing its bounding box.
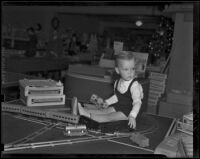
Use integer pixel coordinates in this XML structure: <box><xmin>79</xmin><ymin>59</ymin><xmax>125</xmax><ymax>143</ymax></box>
<box><xmin>63</xmin><ymin>125</ymin><xmax>87</xmax><ymax>136</ymax></box>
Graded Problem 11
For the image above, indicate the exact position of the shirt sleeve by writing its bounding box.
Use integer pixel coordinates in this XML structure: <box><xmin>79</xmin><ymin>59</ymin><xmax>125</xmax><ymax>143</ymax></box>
<box><xmin>129</xmin><ymin>81</ymin><xmax>144</xmax><ymax>118</ymax></box>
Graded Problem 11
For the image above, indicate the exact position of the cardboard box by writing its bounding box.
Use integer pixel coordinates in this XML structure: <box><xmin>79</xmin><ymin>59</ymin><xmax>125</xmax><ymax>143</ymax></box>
<box><xmin>20</xmin><ymin>94</ymin><xmax>65</xmax><ymax>107</ymax></box>
<box><xmin>19</xmin><ymin>79</ymin><xmax>64</xmax><ymax>96</ymax></box>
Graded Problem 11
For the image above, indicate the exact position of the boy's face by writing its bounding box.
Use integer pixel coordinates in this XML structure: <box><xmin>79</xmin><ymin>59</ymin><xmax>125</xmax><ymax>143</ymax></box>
<box><xmin>115</xmin><ymin>59</ymin><xmax>136</xmax><ymax>81</ymax></box>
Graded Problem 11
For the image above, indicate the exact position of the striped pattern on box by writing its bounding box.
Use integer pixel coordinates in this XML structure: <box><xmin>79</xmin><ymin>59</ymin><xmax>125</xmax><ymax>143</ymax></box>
<box><xmin>147</xmin><ymin>72</ymin><xmax>167</xmax><ymax>114</ymax></box>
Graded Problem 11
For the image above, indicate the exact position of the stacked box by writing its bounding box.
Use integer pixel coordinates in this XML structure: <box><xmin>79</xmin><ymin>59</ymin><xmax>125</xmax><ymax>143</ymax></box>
<box><xmin>147</xmin><ymin>72</ymin><xmax>167</xmax><ymax>114</ymax></box>
<box><xmin>1</xmin><ymin>48</ymin><xmax>6</xmax><ymax>84</ymax></box>
<box><xmin>181</xmin><ymin>135</ymin><xmax>193</xmax><ymax>157</ymax></box>
<box><xmin>19</xmin><ymin>79</ymin><xmax>65</xmax><ymax>106</ymax></box>
<box><xmin>177</xmin><ymin>112</ymin><xmax>193</xmax><ymax>135</ymax></box>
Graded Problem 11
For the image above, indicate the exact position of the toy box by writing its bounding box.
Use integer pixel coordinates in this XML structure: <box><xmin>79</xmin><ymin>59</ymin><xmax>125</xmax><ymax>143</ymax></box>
<box><xmin>19</xmin><ymin>79</ymin><xmax>65</xmax><ymax>106</ymax></box>
<box><xmin>20</xmin><ymin>94</ymin><xmax>65</xmax><ymax>107</ymax></box>
<box><xmin>19</xmin><ymin>79</ymin><xmax>64</xmax><ymax>96</ymax></box>
<box><xmin>79</xmin><ymin>115</ymin><xmax>131</xmax><ymax>133</ymax></box>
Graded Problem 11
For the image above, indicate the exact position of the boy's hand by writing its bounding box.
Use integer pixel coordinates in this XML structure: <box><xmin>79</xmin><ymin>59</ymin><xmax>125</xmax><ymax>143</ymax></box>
<box><xmin>90</xmin><ymin>94</ymin><xmax>109</xmax><ymax>109</ymax></box>
<box><xmin>90</xmin><ymin>94</ymin><xmax>98</xmax><ymax>104</ymax></box>
<box><xmin>101</xmin><ymin>101</ymin><xmax>109</xmax><ymax>109</ymax></box>
<box><xmin>128</xmin><ymin>116</ymin><xmax>136</xmax><ymax>129</ymax></box>
<box><xmin>97</xmin><ymin>98</ymin><xmax>109</xmax><ymax>109</ymax></box>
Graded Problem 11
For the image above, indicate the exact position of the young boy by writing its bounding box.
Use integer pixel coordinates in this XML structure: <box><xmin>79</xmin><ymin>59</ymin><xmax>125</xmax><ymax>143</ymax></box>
<box><xmin>78</xmin><ymin>51</ymin><xmax>143</xmax><ymax>129</ymax></box>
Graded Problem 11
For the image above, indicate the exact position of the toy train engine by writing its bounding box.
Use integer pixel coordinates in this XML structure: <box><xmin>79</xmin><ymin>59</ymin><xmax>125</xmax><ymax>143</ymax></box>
<box><xmin>63</xmin><ymin>125</ymin><xmax>87</xmax><ymax>136</ymax></box>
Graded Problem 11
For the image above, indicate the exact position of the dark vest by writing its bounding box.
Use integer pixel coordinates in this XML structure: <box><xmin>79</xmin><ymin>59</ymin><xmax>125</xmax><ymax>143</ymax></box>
<box><xmin>112</xmin><ymin>78</ymin><xmax>138</xmax><ymax>117</ymax></box>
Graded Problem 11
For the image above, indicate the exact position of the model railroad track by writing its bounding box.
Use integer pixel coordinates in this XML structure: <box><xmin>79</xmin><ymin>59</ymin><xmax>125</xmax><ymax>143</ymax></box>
<box><xmin>114</xmin><ymin>115</ymin><xmax>160</xmax><ymax>136</ymax></box>
<box><xmin>6</xmin><ymin>123</ymin><xmax>59</xmax><ymax>146</ymax></box>
<box><xmin>4</xmin><ymin>132</ymin><xmax>136</xmax><ymax>152</ymax></box>
<box><xmin>3</xmin><ymin>103</ymin><xmax>166</xmax><ymax>153</ymax></box>
<box><xmin>4</xmin><ymin>117</ymin><xmax>159</xmax><ymax>152</ymax></box>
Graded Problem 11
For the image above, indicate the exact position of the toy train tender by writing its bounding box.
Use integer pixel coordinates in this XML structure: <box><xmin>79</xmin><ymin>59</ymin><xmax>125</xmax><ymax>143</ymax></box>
<box><xmin>2</xmin><ymin>103</ymin><xmax>79</xmax><ymax>124</ymax></box>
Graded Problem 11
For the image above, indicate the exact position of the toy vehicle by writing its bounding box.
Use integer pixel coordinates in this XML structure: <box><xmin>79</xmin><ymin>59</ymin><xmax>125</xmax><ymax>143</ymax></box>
<box><xmin>63</xmin><ymin>125</ymin><xmax>87</xmax><ymax>136</ymax></box>
<box><xmin>130</xmin><ymin>132</ymin><xmax>149</xmax><ymax>147</ymax></box>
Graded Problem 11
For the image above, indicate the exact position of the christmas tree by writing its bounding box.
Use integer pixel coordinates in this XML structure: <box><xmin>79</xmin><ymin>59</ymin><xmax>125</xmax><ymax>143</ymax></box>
<box><xmin>148</xmin><ymin>16</ymin><xmax>174</xmax><ymax>64</ymax></box>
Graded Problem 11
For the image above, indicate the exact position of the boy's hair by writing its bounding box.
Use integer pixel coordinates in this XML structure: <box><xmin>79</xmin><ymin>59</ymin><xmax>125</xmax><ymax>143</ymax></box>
<box><xmin>115</xmin><ymin>51</ymin><xmax>136</xmax><ymax>67</ymax></box>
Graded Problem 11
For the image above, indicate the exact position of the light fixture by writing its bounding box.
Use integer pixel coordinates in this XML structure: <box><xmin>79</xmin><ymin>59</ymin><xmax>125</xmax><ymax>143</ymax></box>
<box><xmin>135</xmin><ymin>17</ymin><xmax>143</xmax><ymax>27</ymax></box>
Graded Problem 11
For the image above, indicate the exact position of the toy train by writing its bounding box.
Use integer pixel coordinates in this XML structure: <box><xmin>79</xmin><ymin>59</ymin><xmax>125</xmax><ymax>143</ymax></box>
<box><xmin>63</xmin><ymin>125</ymin><xmax>87</xmax><ymax>136</ymax></box>
<box><xmin>130</xmin><ymin>132</ymin><xmax>149</xmax><ymax>147</ymax></box>
<box><xmin>2</xmin><ymin>103</ymin><xmax>79</xmax><ymax>124</ymax></box>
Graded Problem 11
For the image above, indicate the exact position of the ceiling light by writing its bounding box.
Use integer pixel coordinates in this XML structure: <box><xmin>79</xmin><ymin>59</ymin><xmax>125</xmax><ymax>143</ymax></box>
<box><xmin>136</xmin><ymin>20</ymin><xmax>143</xmax><ymax>27</ymax></box>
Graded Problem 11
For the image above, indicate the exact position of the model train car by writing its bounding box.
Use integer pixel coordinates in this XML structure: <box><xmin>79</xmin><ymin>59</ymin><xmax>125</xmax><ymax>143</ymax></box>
<box><xmin>63</xmin><ymin>125</ymin><xmax>87</xmax><ymax>136</ymax></box>
<box><xmin>130</xmin><ymin>132</ymin><xmax>149</xmax><ymax>147</ymax></box>
<box><xmin>1</xmin><ymin>103</ymin><xmax>79</xmax><ymax>124</ymax></box>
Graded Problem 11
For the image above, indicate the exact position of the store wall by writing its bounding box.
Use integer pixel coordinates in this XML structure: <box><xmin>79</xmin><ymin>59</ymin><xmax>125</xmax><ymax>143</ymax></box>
<box><xmin>167</xmin><ymin>12</ymin><xmax>193</xmax><ymax>94</ymax></box>
<box><xmin>2</xmin><ymin>6</ymin><xmax>45</xmax><ymax>28</ymax></box>
<box><xmin>2</xmin><ymin>6</ymin><xmax>101</xmax><ymax>40</ymax></box>
<box><xmin>58</xmin><ymin>14</ymin><xmax>100</xmax><ymax>34</ymax></box>
<box><xmin>2</xmin><ymin>6</ymin><xmax>52</xmax><ymax>41</ymax></box>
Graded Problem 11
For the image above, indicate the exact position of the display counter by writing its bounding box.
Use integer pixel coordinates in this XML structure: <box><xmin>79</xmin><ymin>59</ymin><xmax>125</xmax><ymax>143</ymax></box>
<box><xmin>5</xmin><ymin>55</ymin><xmax>92</xmax><ymax>73</ymax></box>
